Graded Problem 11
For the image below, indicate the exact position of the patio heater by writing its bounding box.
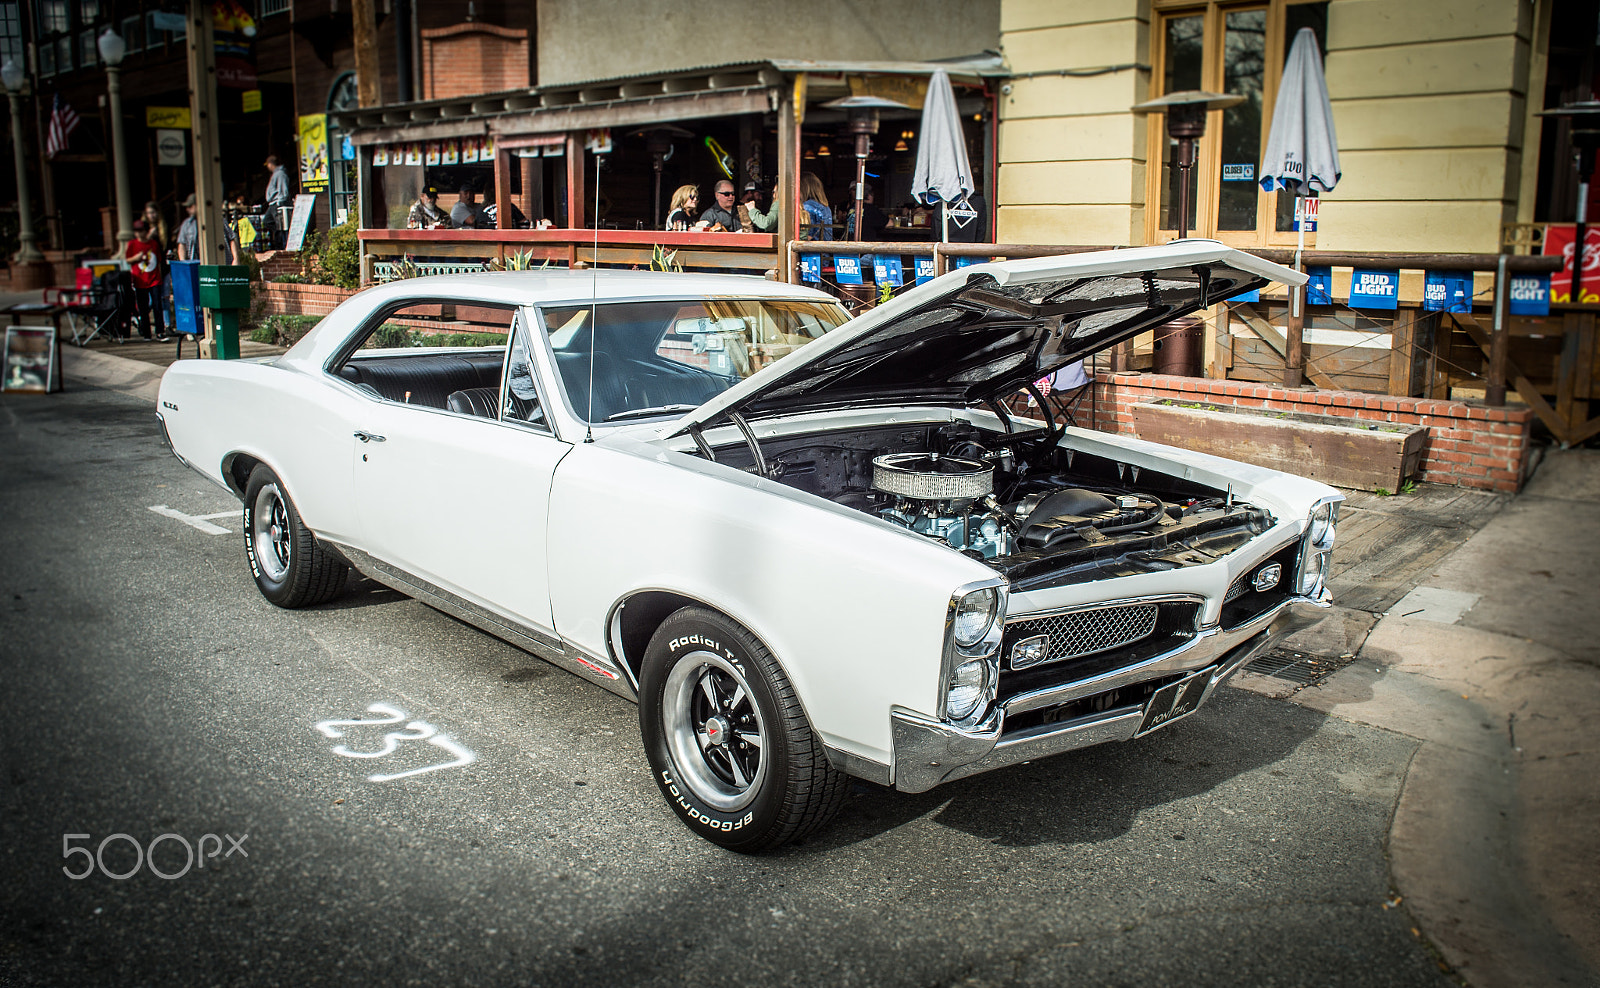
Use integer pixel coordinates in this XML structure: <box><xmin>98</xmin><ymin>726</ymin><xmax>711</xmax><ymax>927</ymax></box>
<box><xmin>1131</xmin><ymin>90</ymin><xmax>1244</xmax><ymax>239</ymax></box>
<box><xmin>1535</xmin><ymin>101</ymin><xmax>1600</xmax><ymax>305</ymax></box>
<box><xmin>823</xmin><ymin>95</ymin><xmax>909</xmax><ymax>240</ymax></box>
<box><xmin>630</xmin><ymin>125</ymin><xmax>693</xmax><ymax>230</ymax></box>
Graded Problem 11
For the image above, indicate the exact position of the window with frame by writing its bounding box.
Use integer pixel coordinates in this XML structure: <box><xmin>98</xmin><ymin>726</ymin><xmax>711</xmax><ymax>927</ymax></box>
<box><xmin>1147</xmin><ymin>0</ymin><xmax>1328</xmax><ymax>247</ymax></box>
<box><xmin>119</xmin><ymin>13</ymin><xmax>140</xmax><ymax>51</ymax></box>
<box><xmin>77</xmin><ymin>27</ymin><xmax>96</xmax><ymax>68</ymax></box>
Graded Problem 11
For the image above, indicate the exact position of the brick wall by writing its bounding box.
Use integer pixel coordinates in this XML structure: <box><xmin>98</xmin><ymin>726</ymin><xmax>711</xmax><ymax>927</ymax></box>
<box><xmin>260</xmin><ymin>283</ymin><xmax>358</xmax><ymax>318</ymax></box>
<box><xmin>421</xmin><ymin>23</ymin><xmax>531</xmax><ymax>101</ymax></box>
<box><xmin>1086</xmin><ymin>373</ymin><xmax>1534</xmax><ymax>493</ymax></box>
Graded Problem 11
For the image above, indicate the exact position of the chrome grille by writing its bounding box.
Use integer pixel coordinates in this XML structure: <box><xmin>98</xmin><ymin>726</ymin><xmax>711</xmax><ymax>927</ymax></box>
<box><xmin>1007</xmin><ymin>603</ymin><xmax>1159</xmax><ymax>669</ymax></box>
<box><xmin>1224</xmin><ymin>577</ymin><xmax>1248</xmax><ymax>603</ymax></box>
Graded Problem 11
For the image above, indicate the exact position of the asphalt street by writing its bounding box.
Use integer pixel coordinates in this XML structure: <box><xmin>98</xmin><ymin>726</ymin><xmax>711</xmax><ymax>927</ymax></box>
<box><xmin>0</xmin><ymin>384</ymin><xmax>1452</xmax><ymax>988</ymax></box>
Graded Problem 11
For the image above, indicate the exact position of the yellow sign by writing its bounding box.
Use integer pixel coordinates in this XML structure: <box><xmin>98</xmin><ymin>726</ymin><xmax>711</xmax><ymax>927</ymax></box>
<box><xmin>847</xmin><ymin>74</ymin><xmax>927</xmax><ymax>111</ymax></box>
<box><xmin>146</xmin><ymin>106</ymin><xmax>192</xmax><ymax>129</ymax></box>
<box><xmin>241</xmin><ymin>90</ymin><xmax>262</xmax><ymax>113</ymax></box>
<box><xmin>298</xmin><ymin>113</ymin><xmax>329</xmax><ymax>192</ymax></box>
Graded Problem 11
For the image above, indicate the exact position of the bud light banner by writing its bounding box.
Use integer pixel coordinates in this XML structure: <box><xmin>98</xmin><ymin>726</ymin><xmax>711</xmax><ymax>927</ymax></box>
<box><xmin>1305</xmin><ymin>266</ymin><xmax>1334</xmax><ymax>306</ymax></box>
<box><xmin>914</xmin><ymin>256</ymin><xmax>936</xmax><ymax>284</ymax></box>
<box><xmin>1227</xmin><ymin>287</ymin><xmax>1259</xmax><ymax>302</ymax></box>
<box><xmin>873</xmin><ymin>255</ymin><xmax>903</xmax><ymax>287</ymax></box>
<box><xmin>833</xmin><ymin>255</ymin><xmax>863</xmax><ymax>285</ymax></box>
<box><xmin>1508</xmin><ymin>274</ymin><xmax>1551</xmax><ymax>316</ymax></box>
<box><xmin>1423</xmin><ymin>270</ymin><xmax>1471</xmax><ymax>313</ymax></box>
<box><xmin>799</xmin><ymin>254</ymin><xmax>822</xmax><ymax>283</ymax></box>
<box><xmin>1348</xmin><ymin>268</ymin><xmax>1400</xmax><ymax>310</ymax></box>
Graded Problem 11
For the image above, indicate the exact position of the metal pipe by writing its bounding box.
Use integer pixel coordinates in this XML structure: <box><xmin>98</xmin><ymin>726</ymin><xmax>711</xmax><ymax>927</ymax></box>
<box><xmin>1486</xmin><ymin>253</ymin><xmax>1509</xmax><ymax>406</ymax></box>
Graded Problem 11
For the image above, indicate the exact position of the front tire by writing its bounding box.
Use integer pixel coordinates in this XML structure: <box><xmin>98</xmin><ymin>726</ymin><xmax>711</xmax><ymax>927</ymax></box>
<box><xmin>242</xmin><ymin>464</ymin><xmax>347</xmax><ymax>608</ymax></box>
<box><xmin>639</xmin><ymin>608</ymin><xmax>847</xmax><ymax>852</ymax></box>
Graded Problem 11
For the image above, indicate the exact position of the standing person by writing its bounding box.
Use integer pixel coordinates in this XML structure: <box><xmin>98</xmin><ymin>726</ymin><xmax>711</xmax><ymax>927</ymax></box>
<box><xmin>844</xmin><ymin>183</ymin><xmax>888</xmax><ymax>241</ymax></box>
<box><xmin>451</xmin><ymin>185</ymin><xmax>489</xmax><ymax>229</ymax></box>
<box><xmin>664</xmin><ymin>185</ymin><xmax>706</xmax><ymax>231</ymax></box>
<box><xmin>739</xmin><ymin>182</ymin><xmax>777</xmax><ymax>233</ymax></box>
<box><xmin>698</xmin><ymin>180</ymin><xmax>743</xmax><ymax>232</ymax></box>
<box><xmin>125</xmin><ymin>219</ymin><xmax>167</xmax><ymax>341</ymax></box>
<box><xmin>177</xmin><ymin>193</ymin><xmax>241</xmax><ymax>265</ymax></box>
<box><xmin>799</xmin><ymin>173</ymin><xmax>832</xmax><ymax>241</ymax></box>
<box><xmin>408</xmin><ymin>186</ymin><xmax>450</xmax><ymax>229</ymax></box>
<box><xmin>263</xmin><ymin>154</ymin><xmax>290</xmax><ymax>248</ymax></box>
<box><xmin>141</xmin><ymin>200</ymin><xmax>170</xmax><ymax>252</ymax></box>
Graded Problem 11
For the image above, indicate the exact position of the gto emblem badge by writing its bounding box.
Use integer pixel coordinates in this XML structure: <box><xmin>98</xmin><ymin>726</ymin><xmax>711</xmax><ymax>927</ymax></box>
<box><xmin>1252</xmin><ymin>562</ymin><xmax>1282</xmax><ymax>593</ymax></box>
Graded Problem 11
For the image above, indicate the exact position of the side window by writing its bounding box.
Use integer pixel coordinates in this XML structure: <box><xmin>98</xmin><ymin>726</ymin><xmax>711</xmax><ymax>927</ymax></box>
<box><xmin>502</xmin><ymin>316</ymin><xmax>549</xmax><ymax>431</ymax></box>
<box><xmin>330</xmin><ymin>300</ymin><xmax>514</xmax><ymax>417</ymax></box>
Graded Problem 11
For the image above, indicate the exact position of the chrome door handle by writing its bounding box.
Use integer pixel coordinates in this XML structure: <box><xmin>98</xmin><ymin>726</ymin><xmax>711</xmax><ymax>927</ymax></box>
<box><xmin>354</xmin><ymin>431</ymin><xmax>386</xmax><ymax>443</ymax></box>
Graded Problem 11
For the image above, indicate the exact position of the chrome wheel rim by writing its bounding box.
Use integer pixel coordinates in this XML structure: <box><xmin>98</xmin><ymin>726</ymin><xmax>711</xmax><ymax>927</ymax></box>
<box><xmin>662</xmin><ymin>651</ymin><xmax>767</xmax><ymax>812</ymax></box>
<box><xmin>251</xmin><ymin>483</ymin><xmax>291</xmax><ymax>583</ymax></box>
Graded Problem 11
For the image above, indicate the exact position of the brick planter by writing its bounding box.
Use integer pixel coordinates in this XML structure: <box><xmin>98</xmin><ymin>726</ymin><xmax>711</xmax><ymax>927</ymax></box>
<box><xmin>1088</xmin><ymin>373</ymin><xmax>1534</xmax><ymax>493</ymax></box>
<box><xmin>259</xmin><ymin>282</ymin><xmax>359</xmax><ymax>318</ymax></box>
<box><xmin>1132</xmin><ymin>398</ymin><xmax>1426</xmax><ymax>492</ymax></box>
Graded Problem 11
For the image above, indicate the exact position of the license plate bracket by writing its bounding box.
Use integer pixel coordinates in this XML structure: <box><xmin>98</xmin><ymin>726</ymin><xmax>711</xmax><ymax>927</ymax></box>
<box><xmin>1135</xmin><ymin>670</ymin><xmax>1211</xmax><ymax>736</ymax></box>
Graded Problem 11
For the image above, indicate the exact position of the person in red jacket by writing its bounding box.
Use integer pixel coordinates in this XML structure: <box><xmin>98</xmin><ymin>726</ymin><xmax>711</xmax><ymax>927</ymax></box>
<box><xmin>125</xmin><ymin>219</ymin><xmax>168</xmax><ymax>341</ymax></box>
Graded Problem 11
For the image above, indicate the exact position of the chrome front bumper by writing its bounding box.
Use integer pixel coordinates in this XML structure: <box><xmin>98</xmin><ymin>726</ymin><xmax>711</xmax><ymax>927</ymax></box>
<box><xmin>889</xmin><ymin>595</ymin><xmax>1329</xmax><ymax>793</ymax></box>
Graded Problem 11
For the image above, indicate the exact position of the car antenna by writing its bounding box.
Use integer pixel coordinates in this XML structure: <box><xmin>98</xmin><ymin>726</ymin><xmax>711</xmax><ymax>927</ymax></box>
<box><xmin>584</xmin><ymin>144</ymin><xmax>602</xmax><ymax>443</ymax></box>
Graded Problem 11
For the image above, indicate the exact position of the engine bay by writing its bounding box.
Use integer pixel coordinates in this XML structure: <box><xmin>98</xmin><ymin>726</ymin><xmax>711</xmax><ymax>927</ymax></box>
<box><xmin>703</xmin><ymin>416</ymin><xmax>1277</xmax><ymax>591</ymax></box>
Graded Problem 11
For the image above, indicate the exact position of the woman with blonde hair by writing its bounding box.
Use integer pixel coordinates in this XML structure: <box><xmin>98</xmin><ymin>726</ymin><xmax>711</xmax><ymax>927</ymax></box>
<box><xmin>799</xmin><ymin>173</ymin><xmax>832</xmax><ymax>241</ymax></box>
<box><xmin>665</xmin><ymin>185</ymin><xmax>704</xmax><ymax>231</ymax></box>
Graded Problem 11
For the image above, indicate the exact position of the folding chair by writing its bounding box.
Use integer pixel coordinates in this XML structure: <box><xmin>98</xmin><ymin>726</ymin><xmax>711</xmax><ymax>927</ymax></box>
<box><xmin>56</xmin><ymin>270</ymin><xmax>135</xmax><ymax>345</ymax></box>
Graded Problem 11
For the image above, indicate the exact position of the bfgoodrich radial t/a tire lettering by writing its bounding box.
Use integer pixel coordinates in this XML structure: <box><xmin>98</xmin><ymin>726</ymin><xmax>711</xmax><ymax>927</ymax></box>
<box><xmin>639</xmin><ymin>607</ymin><xmax>848</xmax><ymax>851</ymax></box>
<box><xmin>242</xmin><ymin>464</ymin><xmax>348</xmax><ymax>608</ymax></box>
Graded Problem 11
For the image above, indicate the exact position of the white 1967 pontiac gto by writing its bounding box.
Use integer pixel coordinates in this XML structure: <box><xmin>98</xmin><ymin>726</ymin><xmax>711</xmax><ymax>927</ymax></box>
<box><xmin>158</xmin><ymin>241</ymin><xmax>1337</xmax><ymax>850</ymax></box>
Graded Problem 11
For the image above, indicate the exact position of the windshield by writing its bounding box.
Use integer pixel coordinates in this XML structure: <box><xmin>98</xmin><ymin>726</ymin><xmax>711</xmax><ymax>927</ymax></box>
<box><xmin>539</xmin><ymin>297</ymin><xmax>849</xmax><ymax>423</ymax></box>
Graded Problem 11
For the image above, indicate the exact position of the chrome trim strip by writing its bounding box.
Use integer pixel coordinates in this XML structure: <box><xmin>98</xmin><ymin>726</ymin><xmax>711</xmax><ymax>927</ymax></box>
<box><xmin>1004</xmin><ymin>592</ymin><xmax>1204</xmax><ymax>626</ymax></box>
<box><xmin>821</xmin><ymin>743</ymin><xmax>893</xmax><ymax>787</ymax></box>
<box><xmin>1001</xmin><ymin>627</ymin><xmax>1218</xmax><ymax>715</ymax></box>
<box><xmin>329</xmin><ymin>541</ymin><xmax>637</xmax><ymax>701</ymax></box>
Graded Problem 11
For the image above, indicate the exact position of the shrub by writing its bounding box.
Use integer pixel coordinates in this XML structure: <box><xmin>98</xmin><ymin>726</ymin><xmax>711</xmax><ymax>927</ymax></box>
<box><xmin>372</xmin><ymin>322</ymin><xmax>411</xmax><ymax>349</ymax></box>
<box><xmin>307</xmin><ymin>220</ymin><xmax>362</xmax><ymax>290</ymax></box>
<box><xmin>259</xmin><ymin>313</ymin><xmax>323</xmax><ymax>346</ymax></box>
<box><xmin>249</xmin><ymin>325</ymin><xmax>276</xmax><ymax>344</ymax></box>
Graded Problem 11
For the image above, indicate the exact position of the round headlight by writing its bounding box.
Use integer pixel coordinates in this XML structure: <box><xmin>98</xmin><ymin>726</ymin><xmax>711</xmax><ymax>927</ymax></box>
<box><xmin>946</xmin><ymin>658</ymin><xmax>988</xmax><ymax>720</ymax></box>
<box><xmin>1309</xmin><ymin>502</ymin><xmax>1336</xmax><ymax>546</ymax></box>
<box><xmin>952</xmin><ymin>588</ymin><xmax>998</xmax><ymax>647</ymax></box>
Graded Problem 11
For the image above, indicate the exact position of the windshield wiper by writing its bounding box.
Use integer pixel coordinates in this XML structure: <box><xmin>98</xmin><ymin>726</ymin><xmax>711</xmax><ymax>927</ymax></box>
<box><xmin>604</xmin><ymin>404</ymin><xmax>699</xmax><ymax>422</ymax></box>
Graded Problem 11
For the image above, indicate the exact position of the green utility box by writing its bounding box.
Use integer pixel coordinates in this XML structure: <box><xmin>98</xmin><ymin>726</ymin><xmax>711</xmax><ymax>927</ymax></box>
<box><xmin>198</xmin><ymin>264</ymin><xmax>250</xmax><ymax>359</ymax></box>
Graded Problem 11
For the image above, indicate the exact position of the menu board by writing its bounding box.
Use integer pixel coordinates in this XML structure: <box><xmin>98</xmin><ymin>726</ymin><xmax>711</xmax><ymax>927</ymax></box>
<box><xmin>3</xmin><ymin>326</ymin><xmax>59</xmax><ymax>393</ymax></box>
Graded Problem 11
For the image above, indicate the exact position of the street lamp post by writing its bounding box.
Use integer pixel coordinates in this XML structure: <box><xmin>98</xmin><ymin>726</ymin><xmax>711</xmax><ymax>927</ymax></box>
<box><xmin>97</xmin><ymin>28</ymin><xmax>132</xmax><ymax>249</ymax></box>
<box><xmin>0</xmin><ymin>58</ymin><xmax>43</xmax><ymax>267</ymax></box>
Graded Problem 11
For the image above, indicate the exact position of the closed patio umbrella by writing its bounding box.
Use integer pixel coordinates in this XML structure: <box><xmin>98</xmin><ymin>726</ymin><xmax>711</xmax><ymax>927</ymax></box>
<box><xmin>911</xmin><ymin>69</ymin><xmax>975</xmax><ymax>243</ymax></box>
<box><xmin>1259</xmin><ymin>27</ymin><xmax>1339</xmax><ymax>383</ymax></box>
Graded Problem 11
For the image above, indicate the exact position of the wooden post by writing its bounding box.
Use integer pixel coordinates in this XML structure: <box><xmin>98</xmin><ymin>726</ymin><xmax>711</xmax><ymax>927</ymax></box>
<box><xmin>1283</xmin><ymin>286</ymin><xmax>1305</xmax><ymax>386</ymax></box>
<box><xmin>1388</xmin><ymin>309</ymin><xmax>1416</xmax><ymax>397</ymax></box>
<box><xmin>519</xmin><ymin>155</ymin><xmax>539</xmax><ymax>224</ymax></box>
<box><xmin>493</xmin><ymin>147</ymin><xmax>512</xmax><ymax>230</ymax></box>
<box><xmin>185</xmin><ymin>0</ymin><xmax>224</xmax><ymax>355</ymax></box>
<box><xmin>1485</xmin><ymin>254</ymin><xmax>1510</xmax><ymax>405</ymax></box>
<box><xmin>351</xmin><ymin>0</ymin><xmax>382</xmax><ymax>107</ymax></box>
<box><xmin>777</xmin><ymin>79</ymin><xmax>800</xmax><ymax>282</ymax></box>
<box><xmin>565</xmin><ymin>133</ymin><xmax>584</xmax><ymax>229</ymax></box>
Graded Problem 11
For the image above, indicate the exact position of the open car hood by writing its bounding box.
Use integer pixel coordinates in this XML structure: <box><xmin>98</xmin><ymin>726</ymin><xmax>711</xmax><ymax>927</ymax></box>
<box><xmin>665</xmin><ymin>241</ymin><xmax>1304</xmax><ymax>438</ymax></box>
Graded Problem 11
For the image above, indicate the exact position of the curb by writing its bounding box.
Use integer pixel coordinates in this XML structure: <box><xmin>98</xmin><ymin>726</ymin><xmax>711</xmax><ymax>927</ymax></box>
<box><xmin>60</xmin><ymin>345</ymin><xmax>165</xmax><ymax>403</ymax></box>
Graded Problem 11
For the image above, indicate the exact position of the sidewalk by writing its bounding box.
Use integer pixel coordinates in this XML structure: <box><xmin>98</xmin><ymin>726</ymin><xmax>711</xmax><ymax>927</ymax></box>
<box><xmin>1241</xmin><ymin>451</ymin><xmax>1600</xmax><ymax>988</ymax></box>
<box><xmin>35</xmin><ymin>337</ymin><xmax>1600</xmax><ymax>988</ymax></box>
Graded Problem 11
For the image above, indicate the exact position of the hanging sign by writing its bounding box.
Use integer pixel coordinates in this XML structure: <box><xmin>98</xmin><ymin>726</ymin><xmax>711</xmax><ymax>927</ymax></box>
<box><xmin>440</xmin><ymin>140</ymin><xmax>458</xmax><ymax>166</ymax></box>
<box><xmin>953</xmin><ymin>255</ymin><xmax>991</xmax><ymax>268</ymax></box>
<box><xmin>145</xmin><ymin>106</ymin><xmax>191</xmax><ymax>129</ymax></box>
<box><xmin>1348</xmin><ymin>268</ymin><xmax>1400</xmax><ymax>310</ymax></box>
<box><xmin>461</xmin><ymin>140</ymin><xmax>478</xmax><ymax>163</ymax></box>
<box><xmin>1293</xmin><ymin>196</ymin><xmax>1319</xmax><ymax>233</ymax></box>
<box><xmin>403</xmin><ymin>143</ymin><xmax>421</xmax><ymax>166</ymax></box>
<box><xmin>1221</xmin><ymin>163</ymin><xmax>1255</xmax><ymax>182</ymax></box>
<box><xmin>914</xmin><ymin>256</ymin><xmax>936</xmax><ymax>284</ymax></box>
<box><xmin>833</xmin><ymin>255</ymin><xmax>863</xmax><ymax>285</ymax></box>
<box><xmin>1423</xmin><ymin>270</ymin><xmax>1471</xmax><ymax>313</ymax></box>
<box><xmin>541</xmin><ymin>143</ymin><xmax>563</xmax><ymax>157</ymax></box>
<box><xmin>372</xmin><ymin>146</ymin><xmax>389</xmax><ymax>166</ymax></box>
<box><xmin>1305</xmin><ymin>266</ymin><xmax>1334</xmax><ymax>305</ymax></box>
<box><xmin>873</xmin><ymin>255</ymin><xmax>904</xmax><ymax>287</ymax></box>
<box><xmin>1508</xmin><ymin>274</ymin><xmax>1551</xmax><ymax>316</ymax></box>
<box><xmin>1541</xmin><ymin>225</ymin><xmax>1600</xmax><ymax>303</ymax></box>
<box><xmin>424</xmin><ymin>142</ymin><xmax>441</xmax><ymax>166</ymax></box>
<box><xmin>241</xmin><ymin>89</ymin><xmax>262</xmax><ymax>113</ymax></box>
<box><xmin>584</xmin><ymin>129</ymin><xmax>613</xmax><ymax>154</ymax></box>
<box><xmin>1228</xmin><ymin>287</ymin><xmax>1259</xmax><ymax>302</ymax></box>
<box><xmin>481</xmin><ymin>136</ymin><xmax>495</xmax><ymax>158</ymax></box>
<box><xmin>156</xmin><ymin>129</ymin><xmax>187</xmax><ymax>167</ymax></box>
<box><xmin>298</xmin><ymin>114</ymin><xmax>329</xmax><ymax>192</ymax></box>
<box><xmin>799</xmin><ymin>254</ymin><xmax>822</xmax><ymax>283</ymax></box>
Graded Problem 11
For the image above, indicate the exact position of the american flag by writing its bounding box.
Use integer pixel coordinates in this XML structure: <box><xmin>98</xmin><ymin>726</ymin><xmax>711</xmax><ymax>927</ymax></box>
<box><xmin>46</xmin><ymin>93</ymin><xmax>79</xmax><ymax>158</ymax></box>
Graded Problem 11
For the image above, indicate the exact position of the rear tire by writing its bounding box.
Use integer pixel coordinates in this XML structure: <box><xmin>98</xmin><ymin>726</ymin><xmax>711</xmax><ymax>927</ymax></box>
<box><xmin>242</xmin><ymin>464</ymin><xmax>347</xmax><ymax>608</ymax></box>
<box><xmin>639</xmin><ymin>607</ymin><xmax>847</xmax><ymax>852</ymax></box>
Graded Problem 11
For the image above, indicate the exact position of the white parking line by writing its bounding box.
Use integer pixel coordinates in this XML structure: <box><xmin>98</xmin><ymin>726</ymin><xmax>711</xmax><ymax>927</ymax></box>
<box><xmin>148</xmin><ymin>505</ymin><xmax>232</xmax><ymax>535</ymax></box>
